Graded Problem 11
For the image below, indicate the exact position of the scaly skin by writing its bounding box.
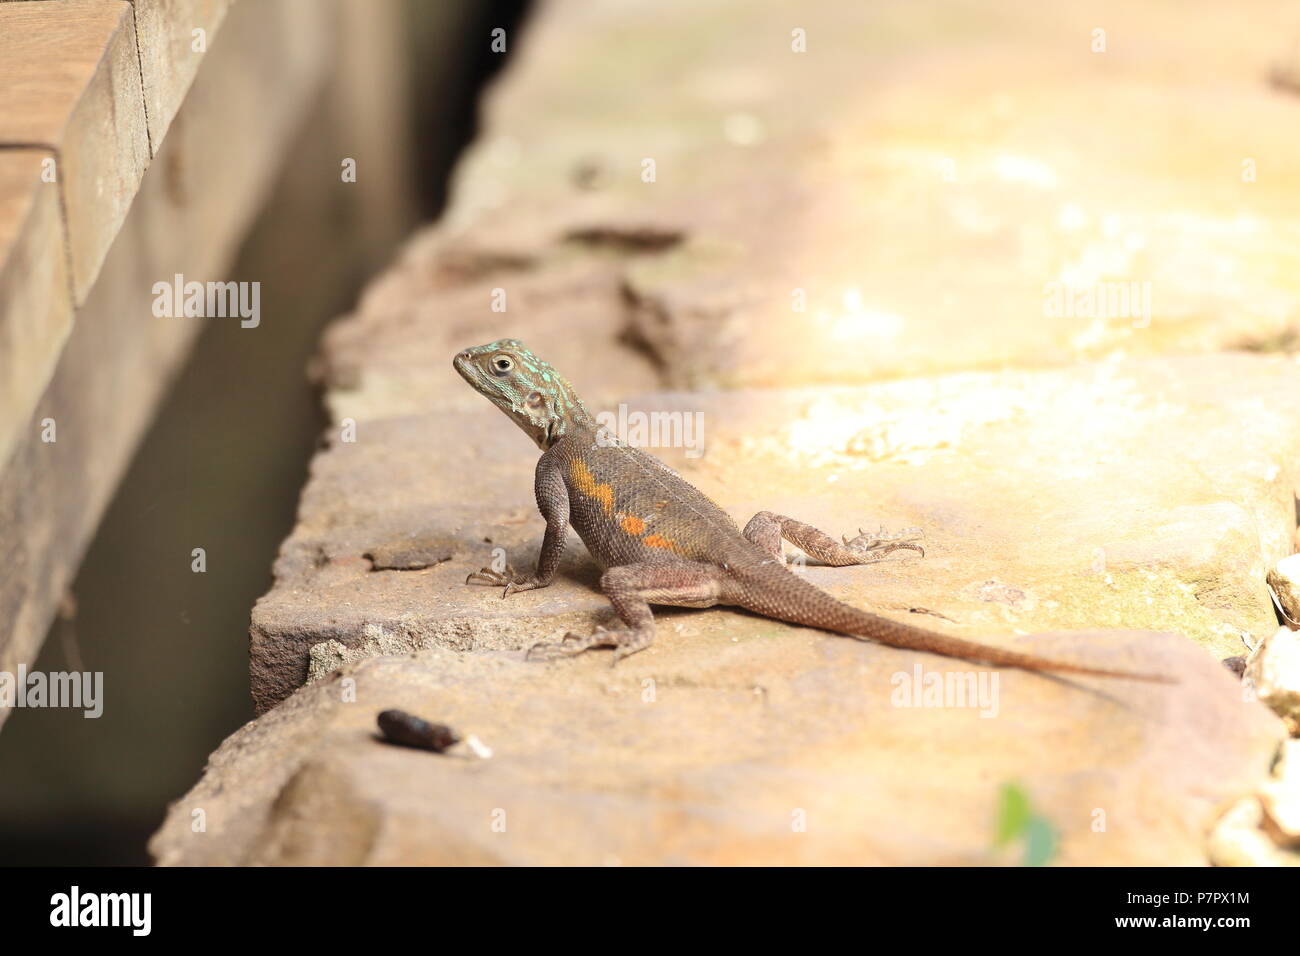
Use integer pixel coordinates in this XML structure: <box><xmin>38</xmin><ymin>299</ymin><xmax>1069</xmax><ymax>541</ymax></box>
<box><xmin>454</xmin><ymin>339</ymin><xmax>1170</xmax><ymax>681</ymax></box>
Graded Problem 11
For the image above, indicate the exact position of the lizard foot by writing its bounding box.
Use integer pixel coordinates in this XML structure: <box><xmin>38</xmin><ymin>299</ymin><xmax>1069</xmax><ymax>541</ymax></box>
<box><xmin>526</xmin><ymin>626</ymin><xmax>653</xmax><ymax>665</ymax></box>
<box><xmin>841</xmin><ymin>525</ymin><xmax>926</xmax><ymax>562</ymax></box>
<box><xmin>465</xmin><ymin>565</ymin><xmax>545</xmax><ymax>597</ymax></box>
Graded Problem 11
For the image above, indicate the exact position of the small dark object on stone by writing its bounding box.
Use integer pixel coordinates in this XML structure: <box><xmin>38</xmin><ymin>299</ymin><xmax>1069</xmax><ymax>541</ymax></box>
<box><xmin>1221</xmin><ymin>656</ymin><xmax>1247</xmax><ymax>679</ymax></box>
<box><xmin>376</xmin><ymin>709</ymin><xmax>460</xmax><ymax>753</ymax></box>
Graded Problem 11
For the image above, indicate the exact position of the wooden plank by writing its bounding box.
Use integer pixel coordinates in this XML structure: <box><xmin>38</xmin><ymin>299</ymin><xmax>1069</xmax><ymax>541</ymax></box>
<box><xmin>0</xmin><ymin>0</ymin><xmax>150</xmax><ymax>302</ymax></box>
<box><xmin>132</xmin><ymin>0</ymin><xmax>234</xmax><ymax>150</ymax></box>
<box><xmin>0</xmin><ymin>149</ymin><xmax>72</xmax><ymax>474</ymax></box>
<box><xmin>0</xmin><ymin>0</ymin><xmax>335</xmax><ymax>729</ymax></box>
<box><xmin>0</xmin><ymin>0</ymin><xmax>232</xmax><ymax>465</ymax></box>
<box><xmin>0</xmin><ymin>0</ymin><xmax>236</xmax><ymax>151</ymax></box>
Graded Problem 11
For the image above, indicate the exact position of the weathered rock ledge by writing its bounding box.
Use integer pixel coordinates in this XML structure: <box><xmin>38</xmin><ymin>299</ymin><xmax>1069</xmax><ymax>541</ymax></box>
<box><xmin>155</xmin><ymin>636</ymin><xmax>1280</xmax><ymax>865</ymax></box>
<box><xmin>154</xmin><ymin>0</ymin><xmax>1300</xmax><ymax>864</ymax></box>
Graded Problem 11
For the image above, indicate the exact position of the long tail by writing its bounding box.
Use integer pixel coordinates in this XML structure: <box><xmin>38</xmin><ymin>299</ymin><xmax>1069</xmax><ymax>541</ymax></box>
<box><xmin>735</xmin><ymin>564</ymin><xmax>1173</xmax><ymax>682</ymax></box>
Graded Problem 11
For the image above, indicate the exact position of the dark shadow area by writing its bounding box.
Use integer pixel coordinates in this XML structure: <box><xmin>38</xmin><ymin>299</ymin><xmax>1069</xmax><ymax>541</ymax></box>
<box><xmin>409</xmin><ymin>0</ymin><xmax>532</xmax><ymax>217</ymax></box>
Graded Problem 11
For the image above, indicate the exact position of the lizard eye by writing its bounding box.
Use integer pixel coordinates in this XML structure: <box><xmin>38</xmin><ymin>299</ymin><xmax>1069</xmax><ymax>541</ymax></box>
<box><xmin>491</xmin><ymin>355</ymin><xmax>514</xmax><ymax>376</ymax></box>
<box><xmin>525</xmin><ymin>391</ymin><xmax>543</xmax><ymax>408</ymax></box>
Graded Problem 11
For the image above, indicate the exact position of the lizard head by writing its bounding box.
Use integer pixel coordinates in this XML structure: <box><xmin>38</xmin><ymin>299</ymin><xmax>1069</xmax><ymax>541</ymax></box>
<box><xmin>454</xmin><ymin>339</ymin><xmax>593</xmax><ymax>449</ymax></box>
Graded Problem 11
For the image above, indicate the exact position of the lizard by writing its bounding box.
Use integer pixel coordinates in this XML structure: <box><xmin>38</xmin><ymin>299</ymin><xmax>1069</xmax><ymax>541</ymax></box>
<box><xmin>454</xmin><ymin>339</ymin><xmax>1169</xmax><ymax>681</ymax></box>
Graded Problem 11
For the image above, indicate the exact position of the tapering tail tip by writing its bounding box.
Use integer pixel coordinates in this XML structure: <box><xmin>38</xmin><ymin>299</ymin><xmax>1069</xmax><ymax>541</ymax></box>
<box><xmin>881</xmin><ymin>629</ymin><xmax>1179</xmax><ymax>684</ymax></box>
<box><xmin>739</xmin><ymin>563</ymin><xmax>1179</xmax><ymax>683</ymax></box>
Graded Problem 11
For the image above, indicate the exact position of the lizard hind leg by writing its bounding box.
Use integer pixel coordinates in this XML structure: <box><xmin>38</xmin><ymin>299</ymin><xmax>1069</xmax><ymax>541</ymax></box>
<box><xmin>527</xmin><ymin>561</ymin><xmax>725</xmax><ymax>665</ymax></box>
<box><xmin>742</xmin><ymin>510</ymin><xmax>924</xmax><ymax>567</ymax></box>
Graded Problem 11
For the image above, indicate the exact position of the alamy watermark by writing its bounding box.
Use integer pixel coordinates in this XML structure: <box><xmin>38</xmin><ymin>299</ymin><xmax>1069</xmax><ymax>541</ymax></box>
<box><xmin>1043</xmin><ymin>280</ymin><xmax>1152</xmax><ymax>328</ymax></box>
<box><xmin>152</xmin><ymin>273</ymin><xmax>260</xmax><ymax>328</ymax></box>
<box><xmin>891</xmin><ymin>662</ymin><xmax>1000</xmax><ymax>718</ymax></box>
<box><xmin>50</xmin><ymin>886</ymin><xmax>150</xmax><ymax>936</ymax></box>
<box><xmin>0</xmin><ymin>666</ymin><xmax>103</xmax><ymax>718</ymax></box>
<box><xmin>595</xmin><ymin>403</ymin><xmax>705</xmax><ymax>458</ymax></box>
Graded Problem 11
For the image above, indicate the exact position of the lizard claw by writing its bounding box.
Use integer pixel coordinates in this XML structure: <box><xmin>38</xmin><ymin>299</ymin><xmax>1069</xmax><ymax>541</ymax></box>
<box><xmin>842</xmin><ymin>524</ymin><xmax>926</xmax><ymax>562</ymax></box>
<box><xmin>466</xmin><ymin>564</ymin><xmax>514</xmax><ymax>587</ymax></box>
<box><xmin>526</xmin><ymin>626</ymin><xmax>647</xmax><ymax>663</ymax></box>
<box><xmin>467</xmin><ymin>565</ymin><xmax>545</xmax><ymax>597</ymax></box>
<box><xmin>611</xmin><ymin>631</ymin><xmax>653</xmax><ymax>665</ymax></box>
<box><xmin>525</xmin><ymin>641</ymin><xmax>560</xmax><ymax>661</ymax></box>
<box><xmin>527</xmin><ymin>630</ymin><xmax>596</xmax><ymax>661</ymax></box>
<box><xmin>502</xmin><ymin>577</ymin><xmax>539</xmax><ymax>598</ymax></box>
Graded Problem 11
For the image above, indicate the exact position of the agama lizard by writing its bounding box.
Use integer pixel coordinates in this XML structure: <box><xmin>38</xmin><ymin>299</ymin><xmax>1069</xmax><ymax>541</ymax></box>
<box><xmin>455</xmin><ymin>339</ymin><xmax>1166</xmax><ymax>681</ymax></box>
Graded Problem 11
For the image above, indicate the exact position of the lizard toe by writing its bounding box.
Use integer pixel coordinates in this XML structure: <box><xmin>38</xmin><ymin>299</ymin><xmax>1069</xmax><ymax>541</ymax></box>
<box><xmin>467</xmin><ymin>566</ymin><xmax>517</xmax><ymax>587</ymax></box>
<box><xmin>525</xmin><ymin>641</ymin><xmax>566</xmax><ymax>661</ymax></box>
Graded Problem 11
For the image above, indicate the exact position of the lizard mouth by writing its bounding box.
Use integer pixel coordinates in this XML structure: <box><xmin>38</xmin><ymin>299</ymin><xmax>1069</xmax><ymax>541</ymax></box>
<box><xmin>452</xmin><ymin>350</ymin><xmax>479</xmax><ymax>385</ymax></box>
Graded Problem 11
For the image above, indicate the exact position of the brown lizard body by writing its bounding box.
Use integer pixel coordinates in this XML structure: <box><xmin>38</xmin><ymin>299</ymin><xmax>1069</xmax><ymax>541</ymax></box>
<box><xmin>455</xmin><ymin>339</ymin><xmax>1168</xmax><ymax>681</ymax></box>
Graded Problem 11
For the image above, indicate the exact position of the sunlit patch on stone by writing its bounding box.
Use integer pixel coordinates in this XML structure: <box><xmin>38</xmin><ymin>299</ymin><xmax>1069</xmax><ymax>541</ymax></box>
<box><xmin>993</xmin><ymin>153</ymin><xmax>1058</xmax><ymax>189</ymax></box>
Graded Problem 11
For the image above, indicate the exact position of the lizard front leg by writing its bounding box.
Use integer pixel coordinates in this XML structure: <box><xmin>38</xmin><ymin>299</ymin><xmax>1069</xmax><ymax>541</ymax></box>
<box><xmin>528</xmin><ymin>561</ymin><xmax>724</xmax><ymax>664</ymax></box>
<box><xmin>742</xmin><ymin>510</ymin><xmax>924</xmax><ymax>566</ymax></box>
<box><xmin>467</xmin><ymin>452</ymin><xmax>569</xmax><ymax>597</ymax></box>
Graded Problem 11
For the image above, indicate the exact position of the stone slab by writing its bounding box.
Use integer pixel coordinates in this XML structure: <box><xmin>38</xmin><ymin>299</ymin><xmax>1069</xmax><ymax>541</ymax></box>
<box><xmin>159</xmin><ymin>634</ymin><xmax>1284</xmax><ymax>865</ymax></box>
<box><xmin>251</xmin><ymin>351</ymin><xmax>1300</xmax><ymax>713</ymax></box>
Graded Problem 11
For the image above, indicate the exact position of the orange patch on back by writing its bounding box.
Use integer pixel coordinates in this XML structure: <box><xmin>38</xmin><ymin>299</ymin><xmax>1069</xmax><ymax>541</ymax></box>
<box><xmin>642</xmin><ymin>533</ymin><xmax>677</xmax><ymax>551</ymax></box>
<box><xmin>620</xmin><ymin>515</ymin><xmax>646</xmax><ymax>535</ymax></box>
<box><xmin>569</xmin><ymin>459</ymin><xmax>614</xmax><ymax>513</ymax></box>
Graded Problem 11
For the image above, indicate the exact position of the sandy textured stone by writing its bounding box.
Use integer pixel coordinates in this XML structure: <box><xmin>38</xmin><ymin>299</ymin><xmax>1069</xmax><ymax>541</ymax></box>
<box><xmin>312</xmin><ymin>225</ymin><xmax>666</xmax><ymax>426</ymax></box>
<box><xmin>1208</xmin><ymin>796</ymin><xmax>1300</xmax><ymax>867</ymax></box>
<box><xmin>159</xmin><ymin>633</ymin><xmax>1281</xmax><ymax>865</ymax></box>
<box><xmin>1246</xmin><ymin>626</ymin><xmax>1300</xmax><ymax>733</ymax></box>
<box><xmin>1208</xmin><ymin>739</ymin><xmax>1300</xmax><ymax>865</ymax></box>
<box><xmin>1268</xmin><ymin>554</ymin><xmax>1300</xmax><ymax>625</ymax></box>
<box><xmin>441</xmin><ymin>0</ymin><xmax>1300</xmax><ymax>389</ymax></box>
<box><xmin>1260</xmin><ymin>741</ymin><xmax>1300</xmax><ymax>847</ymax></box>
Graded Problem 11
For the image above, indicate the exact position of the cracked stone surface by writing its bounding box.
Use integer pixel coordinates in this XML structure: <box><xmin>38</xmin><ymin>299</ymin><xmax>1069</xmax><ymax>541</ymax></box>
<box><xmin>156</xmin><ymin>639</ymin><xmax>1279</xmax><ymax>866</ymax></box>
<box><xmin>158</xmin><ymin>0</ymin><xmax>1300</xmax><ymax>863</ymax></box>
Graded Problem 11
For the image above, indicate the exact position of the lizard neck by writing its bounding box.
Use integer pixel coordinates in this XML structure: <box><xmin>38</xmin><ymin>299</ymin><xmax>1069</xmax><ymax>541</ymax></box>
<box><xmin>537</xmin><ymin>401</ymin><xmax>597</xmax><ymax>451</ymax></box>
